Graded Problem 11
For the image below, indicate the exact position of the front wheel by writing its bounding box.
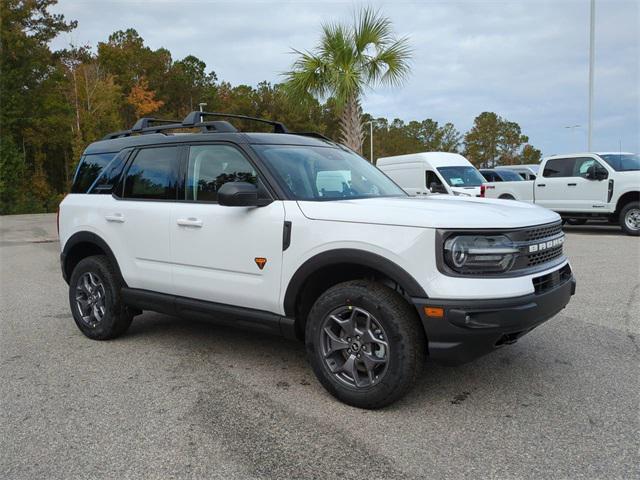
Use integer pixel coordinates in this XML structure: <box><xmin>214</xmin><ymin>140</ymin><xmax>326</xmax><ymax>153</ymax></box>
<box><xmin>620</xmin><ymin>201</ymin><xmax>640</xmax><ymax>236</ymax></box>
<box><xmin>305</xmin><ymin>280</ymin><xmax>426</xmax><ymax>409</ymax></box>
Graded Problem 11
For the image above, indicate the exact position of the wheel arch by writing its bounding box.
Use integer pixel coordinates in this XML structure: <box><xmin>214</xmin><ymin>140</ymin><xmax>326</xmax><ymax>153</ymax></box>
<box><xmin>615</xmin><ymin>191</ymin><xmax>639</xmax><ymax>214</ymax></box>
<box><xmin>61</xmin><ymin>231</ymin><xmax>125</xmax><ymax>286</ymax></box>
<box><xmin>283</xmin><ymin>249</ymin><xmax>427</xmax><ymax>338</ymax></box>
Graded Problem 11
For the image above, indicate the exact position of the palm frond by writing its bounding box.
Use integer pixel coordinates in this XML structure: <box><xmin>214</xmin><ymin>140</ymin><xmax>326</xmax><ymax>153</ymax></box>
<box><xmin>367</xmin><ymin>36</ymin><xmax>412</xmax><ymax>87</ymax></box>
<box><xmin>353</xmin><ymin>7</ymin><xmax>394</xmax><ymax>54</ymax></box>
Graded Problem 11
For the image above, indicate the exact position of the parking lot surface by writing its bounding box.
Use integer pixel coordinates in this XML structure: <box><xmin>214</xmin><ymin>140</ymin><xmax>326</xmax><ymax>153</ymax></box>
<box><xmin>1</xmin><ymin>214</ymin><xmax>638</xmax><ymax>479</ymax></box>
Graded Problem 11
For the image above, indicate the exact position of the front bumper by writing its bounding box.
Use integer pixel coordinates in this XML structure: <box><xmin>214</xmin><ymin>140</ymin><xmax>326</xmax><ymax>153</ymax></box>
<box><xmin>413</xmin><ymin>273</ymin><xmax>576</xmax><ymax>366</ymax></box>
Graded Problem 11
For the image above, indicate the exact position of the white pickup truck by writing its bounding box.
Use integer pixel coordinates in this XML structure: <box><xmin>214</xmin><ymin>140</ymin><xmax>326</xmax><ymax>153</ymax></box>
<box><xmin>481</xmin><ymin>153</ymin><xmax>640</xmax><ymax>235</ymax></box>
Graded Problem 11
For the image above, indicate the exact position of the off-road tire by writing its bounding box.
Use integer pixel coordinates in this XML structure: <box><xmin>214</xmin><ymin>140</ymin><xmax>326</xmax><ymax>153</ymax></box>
<box><xmin>305</xmin><ymin>280</ymin><xmax>426</xmax><ymax>409</ymax></box>
<box><xmin>68</xmin><ymin>255</ymin><xmax>133</xmax><ymax>340</ymax></box>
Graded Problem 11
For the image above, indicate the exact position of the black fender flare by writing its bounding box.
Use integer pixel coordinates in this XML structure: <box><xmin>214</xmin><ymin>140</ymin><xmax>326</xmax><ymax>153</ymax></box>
<box><xmin>61</xmin><ymin>231</ymin><xmax>126</xmax><ymax>286</ymax></box>
<box><xmin>283</xmin><ymin>248</ymin><xmax>427</xmax><ymax>317</ymax></box>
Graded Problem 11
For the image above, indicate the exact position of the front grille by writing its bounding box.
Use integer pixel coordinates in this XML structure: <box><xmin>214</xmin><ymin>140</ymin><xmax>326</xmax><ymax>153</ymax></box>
<box><xmin>527</xmin><ymin>244</ymin><xmax>564</xmax><ymax>266</ymax></box>
<box><xmin>508</xmin><ymin>221</ymin><xmax>565</xmax><ymax>273</ymax></box>
<box><xmin>533</xmin><ymin>264</ymin><xmax>572</xmax><ymax>294</ymax></box>
<box><xmin>524</xmin><ymin>222</ymin><xmax>563</xmax><ymax>241</ymax></box>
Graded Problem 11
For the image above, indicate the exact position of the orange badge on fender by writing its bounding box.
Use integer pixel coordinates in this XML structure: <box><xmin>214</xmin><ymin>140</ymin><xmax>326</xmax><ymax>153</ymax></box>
<box><xmin>254</xmin><ymin>257</ymin><xmax>267</xmax><ymax>270</ymax></box>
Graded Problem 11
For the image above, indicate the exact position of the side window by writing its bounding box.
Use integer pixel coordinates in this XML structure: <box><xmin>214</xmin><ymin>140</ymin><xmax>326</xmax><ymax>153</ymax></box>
<box><xmin>90</xmin><ymin>150</ymin><xmax>130</xmax><ymax>194</ymax></box>
<box><xmin>123</xmin><ymin>147</ymin><xmax>179</xmax><ymax>200</ymax></box>
<box><xmin>71</xmin><ymin>153</ymin><xmax>115</xmax><ymax>193</ymax></box>
<box><xmin>425</xmin><ymin>170</ymin><xmax>442</xmax><ymax>187</ymax></box>
<box><xmin>573</xmin><ymin>157</ymin><xmax>600</xmax><ymax>177</ymax></box>
<box><xmin>543</xmin><ymin>158</ymin><xmax>575</xmax><ymax>178</ymax></box>
<box><xmin>518</xmin><ymin>172</ymin><xmax>527</xmax><ymax>180</ymax></box>
<box><xmin>186</xmin><ymin>145</ymin><xmax>257</xmax><ymax>202</ymax></box>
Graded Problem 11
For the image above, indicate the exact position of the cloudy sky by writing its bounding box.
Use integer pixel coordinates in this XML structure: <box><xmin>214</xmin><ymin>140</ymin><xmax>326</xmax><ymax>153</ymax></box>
<box><xmin>50</xmin><ymin>0</ymin><xmax>639</xmax><ymax>156</ymax></box>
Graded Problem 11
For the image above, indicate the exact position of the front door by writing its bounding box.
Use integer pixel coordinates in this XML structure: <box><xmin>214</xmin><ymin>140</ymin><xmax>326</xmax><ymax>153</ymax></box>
<box><xmin>568</xmin><ymin>157</ymin><xmax>609</xmax><ymax>211</ymax></box>
<box><xmin>170</xmin><ymin>143</ymin><xmax>285</xmax><ymax>313</ymax></box>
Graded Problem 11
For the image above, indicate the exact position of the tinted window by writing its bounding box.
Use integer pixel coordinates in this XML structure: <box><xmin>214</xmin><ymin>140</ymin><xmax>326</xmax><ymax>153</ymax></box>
<box><xmin>543</xmin><ymin>158</ymin><xmax>575</xmax><ymax>177</ymax></box>
<box><xmin>255</xmin><ymin>145</ymin><xmax>405</xmax><ymax>201</ymax></box>
<box><xmin>123</xmin><ymin>147</ymin><xmax>179</xmax><ymax>200</ymax></box>
<box><xmin>495</xmin><ymin>169</ymin><xmax>524</xmax><ymax>181</ymax></box>
<box><xmin>480</xmin><ymin>170</ymin><xmax>494</xmax><ymax>181</ymax></box>
<box><xmin>185</xmin><ymin>145</ymin><xmax>257</xmax><ymax>202</ymax></box>
<box><xmin>599</xmin><ymin>153</ymin><xmax>640</xmax><ymax>172</ymax></box>
<box><xmin>71</xmin><ymin>153</ymin><xmax>115</xmax><ymax>193</ymax></box>
<box><xmin>90</xmin><ymin>151</ymin><xmax>130</xmax><ymax>194</ymax></box>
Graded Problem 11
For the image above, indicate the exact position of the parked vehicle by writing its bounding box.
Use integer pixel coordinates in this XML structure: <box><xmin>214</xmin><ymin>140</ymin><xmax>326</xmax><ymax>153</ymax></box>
<box><xmin>497</xmin><ymin>164</ymin><xmax>539</xmax><ymax>180</ymax></box>
<box><xmin>377</xmin><ymin>152</ymin><xmax>485</xmax><ymax>197</ymax></box>
<box><xmin>481</xmin><ymin>152</ymin><xmax>640</xmax><ymax>235</ymax></box>
<box><xmin>58</xmin><ymin>112</ymin><xmax>576</xmax><ymax>408</ymax></box>
<box><xmin>479</xmin><ymin>168</ymin><xmax>526</xmax><ymax>183</ymax></box>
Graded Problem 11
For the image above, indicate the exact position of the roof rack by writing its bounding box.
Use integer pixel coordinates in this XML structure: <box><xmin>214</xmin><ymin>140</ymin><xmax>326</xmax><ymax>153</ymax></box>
<box><xmin>101</xmin><ymin>111</ymin><xmax>336</xmax><ymax>143</ymax></box>
<box><xmin>182</xmin><ymin>111</ymin><xmax>289</xmax><ymax>133</ymax></box>
<box><xmin>131</xmin><ymin>117</ymin><xmax>181</xmax><ymax>132</ymax></box>
<box><xmin>102</xmin><ymin>117</ymin><xmax>185</xmax><ymax>140</ymax></box>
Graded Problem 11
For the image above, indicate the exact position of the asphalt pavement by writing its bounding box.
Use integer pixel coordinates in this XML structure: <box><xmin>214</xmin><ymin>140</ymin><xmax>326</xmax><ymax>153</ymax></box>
<box><xmin>1</xmin><ymin>214</ymin><xmax>638</xmax><ymax>480</ymax></box>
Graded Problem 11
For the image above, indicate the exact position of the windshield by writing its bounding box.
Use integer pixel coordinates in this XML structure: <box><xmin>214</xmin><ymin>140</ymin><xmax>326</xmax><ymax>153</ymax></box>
<box><xmin>598</xmin><ymin>153</ymin><xmax>640</xmax><ymax>171</ymax></box>
<box><xmin>437</xmin><ymin>166</ymin><xmax>486</xmax><ymax>187</ymax></box>
<box><xmin>495</xmin><ymin>169</ymin><xmax>524</xmax><ymax>181</ymax></box>
<box><xmin>254</xmin><ymin>145</ymin><xmax>406</xmax><ymax>201</ymax></box>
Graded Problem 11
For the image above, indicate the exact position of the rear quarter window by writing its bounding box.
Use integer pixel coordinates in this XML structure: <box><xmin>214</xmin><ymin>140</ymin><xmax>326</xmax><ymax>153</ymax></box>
<box><xmin>71</xmin><ymin>153</ymin><xmax>116</xmax><ymax>193</ymax></box>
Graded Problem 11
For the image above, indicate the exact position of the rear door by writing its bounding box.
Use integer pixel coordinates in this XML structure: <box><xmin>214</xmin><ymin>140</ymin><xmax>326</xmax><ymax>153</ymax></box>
<box><xmin>535</xmin><ymin>158</ymin><xmax>575</xmax><ymax>210</ymax></box>
<box><xmin>170</xmin><ymin>143</ymin><xmax>285</xmax><ymax>313</ymax></box>
<box><xmin>106</xmin><ymin>145</ymin><xmax>180</xmax><ymax>293</ymax></box>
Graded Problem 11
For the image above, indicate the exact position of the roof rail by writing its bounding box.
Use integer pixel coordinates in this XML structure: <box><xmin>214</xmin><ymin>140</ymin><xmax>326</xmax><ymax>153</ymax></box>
<box><xmin>293</xmin><ymin>132</ymin><xmax>333</xmax><ymax>142</ymax></box>
<box><xmin>182</xmin><ymin>111</ymin><xmax>289</xmax><ymax>133</ymax></box>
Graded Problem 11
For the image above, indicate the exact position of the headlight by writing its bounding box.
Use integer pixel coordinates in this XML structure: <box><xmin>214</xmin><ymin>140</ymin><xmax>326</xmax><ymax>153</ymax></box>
<box><xmin>453</xmin><ymin>191</ymin><xmax>471</xmax><ymax>197</ymax></box>
<box><xmin>444</xmin><ymin>235</ymin><xmax>518</xmax><ymax>274</ymax></box>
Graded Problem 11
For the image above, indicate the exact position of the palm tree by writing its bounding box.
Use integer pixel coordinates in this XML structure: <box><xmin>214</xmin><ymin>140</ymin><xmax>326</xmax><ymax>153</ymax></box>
<box><xmin>284</xmin><ymin>8</ymin><xmax>411</xmax><ymax>154</ymax></box>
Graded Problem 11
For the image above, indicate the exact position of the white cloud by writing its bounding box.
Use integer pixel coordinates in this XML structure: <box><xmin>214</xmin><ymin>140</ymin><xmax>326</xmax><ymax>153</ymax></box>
<box><xmin>51</xmin><ymin>0</ymin><xmax>639</xmax><ymax>155</ymax></box>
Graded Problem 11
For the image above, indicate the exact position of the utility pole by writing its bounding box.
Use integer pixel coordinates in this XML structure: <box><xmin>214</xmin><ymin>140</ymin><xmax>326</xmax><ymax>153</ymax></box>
<box><xmin>364</xmin><ymin>120</ymin><xmax>374</xmax><ymax>163</ymax></box>
<box><xmin>588</xmin><ymin>0</ymin><xmax>595</xmax><ymax>151</ymax></box>
<box><xmin>199</xmin><ymin>102</ymin><xmax>207</xmax><ymax>112</ymax></box>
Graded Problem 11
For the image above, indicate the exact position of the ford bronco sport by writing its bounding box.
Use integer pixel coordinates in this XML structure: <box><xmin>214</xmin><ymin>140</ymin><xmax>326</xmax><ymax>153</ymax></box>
<box><xmin>59</xmin><ymin>111</ymin><xmax>576</xmax><ymax>408</ymax></box>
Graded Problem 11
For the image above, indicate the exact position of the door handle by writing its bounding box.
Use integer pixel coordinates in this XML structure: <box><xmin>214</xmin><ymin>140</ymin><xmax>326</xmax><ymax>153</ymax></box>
<box><xmin>176</xmin><ymin>218</ymin><xmax>203</xmax><ymax>228</ymax></box>
<box><xmin>567</xmin><ymin>183</ymin><xmax>577</xmax><ymax>186</ymax></box>
<box><xmin>105</xmin><ymin>213</ymin><xmax>125</xmax><ymax>223</ymax></box>
<box><xmin>537</xmin><ymin>184</ymin><xmax>546</xmax><ymax>187</ymax></box>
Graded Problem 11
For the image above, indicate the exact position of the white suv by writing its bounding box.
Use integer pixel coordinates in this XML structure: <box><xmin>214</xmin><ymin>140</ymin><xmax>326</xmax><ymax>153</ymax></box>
<box><xmin>59</xmin><ymin>112</ymin><xmax>576</xmax><ymax>408</ymax></box>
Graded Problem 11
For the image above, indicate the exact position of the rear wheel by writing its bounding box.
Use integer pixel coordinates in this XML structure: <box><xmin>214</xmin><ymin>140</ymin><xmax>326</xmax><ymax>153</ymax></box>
<box><xmin>305</xmin><ymin>280</ymin><xmax>425</xmax><ymax>409</ymax></box>
<box><xmin>499</xmin><ymin>194</ymin><xmax>515</xmax><ymax>200</ymax></box>
<box><xmin>620</xmin><ymin>201</ymin><xmax>640</xmax><ymax>236</ymax></box>
<box><xmin>68</xmin><ymin>255</ymin><xmax>133</xmax><ymax>339</ymax></box>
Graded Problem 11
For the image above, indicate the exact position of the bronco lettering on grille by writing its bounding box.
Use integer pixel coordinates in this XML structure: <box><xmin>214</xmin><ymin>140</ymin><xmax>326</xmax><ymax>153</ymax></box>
<box><xmin>528</xmin><ymin>235</ymin><xmax>564</xmax><ymax>253</ymax></box>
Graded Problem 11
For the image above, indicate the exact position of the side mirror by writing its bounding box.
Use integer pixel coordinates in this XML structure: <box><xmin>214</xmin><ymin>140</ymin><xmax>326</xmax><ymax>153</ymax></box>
<box><xmin>586</xmin><ymin>165</ymin><xmax>608</xmax><ymax>181</ymax></box>
<box><xmin>218</xmin><ymin>182</ymin><xmax>263</xmax><ymax>207</ymax></box>
<box><xmin>430</xmin><ymin>182</ymin><xmax>448</xmax><ymax>194</ymax></box>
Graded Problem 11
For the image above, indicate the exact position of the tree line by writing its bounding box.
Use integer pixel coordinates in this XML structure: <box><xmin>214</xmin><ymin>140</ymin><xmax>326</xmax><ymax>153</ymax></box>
<box><xmin>0</xmin><ymin>1</ymin><xmax>541</xmax><ymax>215</ymax></box>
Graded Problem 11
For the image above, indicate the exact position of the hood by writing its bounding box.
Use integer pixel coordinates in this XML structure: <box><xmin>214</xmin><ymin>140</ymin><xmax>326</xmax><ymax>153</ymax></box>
<box><xmin>297</xmin><ymin>196</ymin><xmax>559</xmax><ymax>229</ymax></box>
<box><xmin>450</xmin><ymin>186</ymin><xmax>481</xmax><ymax>197</ymax></box>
